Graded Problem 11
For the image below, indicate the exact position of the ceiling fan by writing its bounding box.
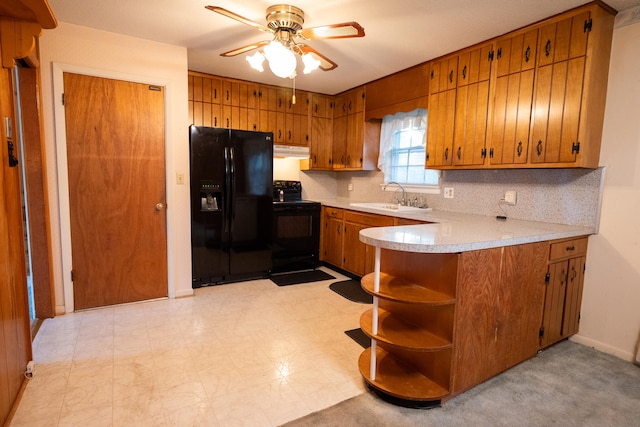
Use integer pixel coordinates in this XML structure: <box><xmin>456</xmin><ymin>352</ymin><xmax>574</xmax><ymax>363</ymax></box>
<box><xmin>206</xmin><ymin>4</ymin><xmax>365</xmax><ymax>78</ymax></box>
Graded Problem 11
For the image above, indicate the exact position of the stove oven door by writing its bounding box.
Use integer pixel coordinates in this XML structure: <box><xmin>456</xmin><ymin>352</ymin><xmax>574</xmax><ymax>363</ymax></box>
<box><xmin>272</xmin><ymin>203</ymin><xmax>321</xmax><ymax>273</ymax></box>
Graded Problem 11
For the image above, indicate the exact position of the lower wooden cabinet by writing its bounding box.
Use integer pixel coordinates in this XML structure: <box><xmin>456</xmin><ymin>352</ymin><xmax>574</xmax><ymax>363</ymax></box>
<box><xmin>540</xmin><ymin>237</ymin><xmax>587</xmax><ymax>348</ymax></box>
<box><xmin>320</xmin><ymin>207</ymin><xmax>394</xmax><ymax>276</ymax></box>
<box><xmin>358</xmin><ymin>237</ymin><xmax>586</xmax><ymax>404</ymax></box>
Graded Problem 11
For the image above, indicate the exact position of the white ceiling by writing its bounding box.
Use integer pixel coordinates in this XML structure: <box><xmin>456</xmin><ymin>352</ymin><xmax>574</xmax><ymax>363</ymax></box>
<box><xmin>47</xmin><ymin>0</ymin><xmax>640</xmax><ymax>95</ymax></box>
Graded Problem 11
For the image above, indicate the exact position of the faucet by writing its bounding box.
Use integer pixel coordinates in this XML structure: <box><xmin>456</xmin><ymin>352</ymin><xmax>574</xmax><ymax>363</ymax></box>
<box><xmin>383</xmin><ymin>181</ymin><xmax>406</xmax><ymax>206</ymax></box>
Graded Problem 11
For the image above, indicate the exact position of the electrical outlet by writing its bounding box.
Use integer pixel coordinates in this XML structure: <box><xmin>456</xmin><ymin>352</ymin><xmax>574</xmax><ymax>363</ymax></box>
<box><xmin>505</xmin><ymin>190</ymin><xmax>517</xmax><ymax>205</ymax></box>
<box><xmin>348</xmin><ymin>183</ymin><xmax>354</xmax><ymax>191</ymax></box>
<box><xmin>444</xmin><ymin>187</ymin><xmax>454</xmax><ymax>199</ymax></box>
<box><xmin>176</xmin><ymin>172</ymin><xmax>185</xmax><ymax>185</ymax></box>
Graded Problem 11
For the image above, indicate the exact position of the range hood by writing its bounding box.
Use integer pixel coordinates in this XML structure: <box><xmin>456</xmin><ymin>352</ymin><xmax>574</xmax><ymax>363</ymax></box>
<box><xmin>273</xmin><ymin>144</ymin><xmax>310</xmax><ymax>158</ymax></box>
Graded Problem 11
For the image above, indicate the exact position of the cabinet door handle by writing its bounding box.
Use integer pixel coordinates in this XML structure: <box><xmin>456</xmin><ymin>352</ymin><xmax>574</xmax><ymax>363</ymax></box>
<box><xmin>517</xmin><ymin>141</ymin><xmax>523</xmax><ymax>157</ymax></box>
<box><xmin>536</xmin><ymin>140</ymin><xmax>543</xmax><ymax>156</ymax></box>
<box><xmin>214</xmin><ymin>117</ymin><xmax>217</xmax><ymax>127</ymax></box>
<box><xmin>278</xmin><ymin>130</ymin><xmax>282</xmax><ymax>139</ymax></box>
<box><xmin>226</xmin><ymin>90</ymin><xmax>229</xmax><ymax>101</ymax></box>
<box><xmin>214</xmin><ymin>89</ymin><xmax>217</xmax><ymax>99</ymax></box>
<box><xmin>444</xmin><ymin>147</ymin><xmax>449</xmax><ymax>160</ymax></box>
<box><xmin>449</xmin><ymin>70</ymin><xmax>454</xmax><ymax>83</ymax></box>
<box><xmin>525</xmin><ymin>46</ymin><xmax>531</xmax><ymax>63</ymax></box>
<box><xmin>226</xmin><ymin>118</ymin><xmax>229</xmax><ymax>127</ymax></box>
<box><xmin>570</xmin><ymin>266</ymin><xmax>577</xmax><ymax>281</ymax></box>
<box><xmin>457</xmin><ymin>146</ymin><xmax>462</xmax><ymax>160</ymax></box>
<box><xmin>566</xmin><ymin>245</ymin><xmax>575</xmax><ymax>251</ymax></box>
<box><xmin>288</xmin><ymin>130</ymin><xmax>291</xmax><ymax>140</ymax></box>
<box><xmin>545</xmin><ymin>40</ymin><xmax>551</xmax><ymax>57</ymax></box>
<box><xmin>462</xmin><ymin>65</ymin><xmax>467</xmax><ymax>80</ymax></box>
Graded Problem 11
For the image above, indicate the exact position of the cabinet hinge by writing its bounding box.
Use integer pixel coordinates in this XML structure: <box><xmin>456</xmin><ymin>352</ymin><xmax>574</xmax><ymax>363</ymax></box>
<box><xmin>62</xmin><ymin>93</ymin><xmax>65</xmax><ymax>105</ymax></box>
<box><xmin>489</xmin><ymin>148</ymin><xmax>494</xmax><ymax>158</ymax></box>
<box><xmin>496</xmin><ymin>47</ymin><xmax>502</xmax><ymax>59</ymax></box>
<box><xmin>539</xmin><ymin>327</ymin><xmax>545</xmax><ymax>338</ymax></box>
<box><xmin>481</xmin><ymin>148</ymin><xmax>487</xmax><ymax>158</ymax></box>
<box><xmin>488</xmin><ymin>50</ymin><xmax>494</xmax><ymax>61</ymax></box>
<box><xmin>584</xmin><ymin>18</ymin><xmax>593</xmax><ymax>33</ymax></box>
<box><xmin>545</xmin><ymin>272</ymin><xmax>550</xmax><ymax>283</ymax></box>
<box><xmin>572</xmin><ymin>142</ymin><xmax>580</xmax><ymax>154</ymax></box>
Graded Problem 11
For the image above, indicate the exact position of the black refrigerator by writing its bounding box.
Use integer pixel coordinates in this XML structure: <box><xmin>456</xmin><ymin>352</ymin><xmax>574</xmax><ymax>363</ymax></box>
<box><xmin>189</xmin><ymin>126</ymin><xmax>273</xmax><ymax>287</ymax></box>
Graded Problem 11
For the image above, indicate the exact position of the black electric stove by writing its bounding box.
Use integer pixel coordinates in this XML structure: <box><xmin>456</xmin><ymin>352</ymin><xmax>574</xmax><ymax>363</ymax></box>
<box><xmin>272</xmin><ymin>181</ymin><xmax>321</xmax><ymax>273</ymax></box>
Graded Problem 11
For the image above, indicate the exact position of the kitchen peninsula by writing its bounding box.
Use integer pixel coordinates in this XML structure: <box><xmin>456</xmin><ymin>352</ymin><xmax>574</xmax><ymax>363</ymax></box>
<box><xmin>349</xmin><ymin>208</ymin><xmax>592</xmax><ymax>405</ymax></box>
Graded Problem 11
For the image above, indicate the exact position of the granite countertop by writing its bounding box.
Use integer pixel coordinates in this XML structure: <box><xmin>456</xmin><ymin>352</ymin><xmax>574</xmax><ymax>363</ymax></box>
<box><xmin>317</xmin><ymin>198</ymin><xmax>594</xmax><ymax>253</ymax></box>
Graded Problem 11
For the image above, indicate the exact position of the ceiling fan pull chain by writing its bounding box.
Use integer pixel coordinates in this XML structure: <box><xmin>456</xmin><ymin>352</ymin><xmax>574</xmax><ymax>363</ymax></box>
<box><xmin>292</xmin><ymin>77</ymin><xmax>296</xmax><ymax>105</ymax></box>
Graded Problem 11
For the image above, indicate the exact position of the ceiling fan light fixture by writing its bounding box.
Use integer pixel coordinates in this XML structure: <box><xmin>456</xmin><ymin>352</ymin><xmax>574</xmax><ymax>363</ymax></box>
<box><xmin>246</xmin><ymin>51</ymin><xmax>265</xmax><ymax>72</ymax></box>
<box><xmin>264</xmin><ymin>40</ymin><xmax>297</xmax><ymax>78</ymax></box>
<box><xmin>301</xmin><ymin>52</ymin><xmax>321</xmax><ymax>74</ymax></box>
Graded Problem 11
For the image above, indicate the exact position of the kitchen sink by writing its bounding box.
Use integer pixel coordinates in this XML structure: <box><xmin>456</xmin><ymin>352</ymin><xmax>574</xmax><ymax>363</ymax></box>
<box><xmin>349</xmin><ymin>202</ymin><xmax>429</xmax><ymax>212</ymax></box>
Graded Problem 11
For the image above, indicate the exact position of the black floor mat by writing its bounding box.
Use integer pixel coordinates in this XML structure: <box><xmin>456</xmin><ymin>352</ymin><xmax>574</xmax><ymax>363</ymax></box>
<box><xmin>270</xmin><ymin>270</ymin><xmax>335</xmax><ymax>286</ymax></box>
<box><xmin>345</xmin><ymin>328</ymin><xmax>371</xmax><ymax>348</ymax></box>
<box><xmin>329</xmin><ymin>279</ymin><xmax>373</xmax><ymax>303</ymax></box>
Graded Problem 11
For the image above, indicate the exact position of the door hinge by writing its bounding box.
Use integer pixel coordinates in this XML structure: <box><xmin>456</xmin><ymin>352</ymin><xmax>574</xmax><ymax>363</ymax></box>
<box><xmin>545</xmin><ymin>272</ymin><xmax>550</xmax><ymax>283</ymax></box>
<box><xmin>62</xmin><ymin>93</ymin><xmax>65</xmax><ymax>105</ymax></box>
<box><xmin>572</xmin><ymin>142</ymin><xmax>581</xmax><ymax>154</ymax></box>
<box><xmin>584</xmin><ymin>18</ymin><xmax>593</xmax><ymax>33</ymax></box>
<box><xmin>539</xmin><ymin>327</ymin><xmax>545</xmax><ymax>338</ymax></box>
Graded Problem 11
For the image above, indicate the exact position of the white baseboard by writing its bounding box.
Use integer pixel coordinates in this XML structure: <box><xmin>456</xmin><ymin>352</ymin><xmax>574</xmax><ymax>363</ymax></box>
<box><xmin>570</xmin><ymin>334</ymin><xmax>636</xmax><ymax>362</ymax></box>
<box><xmin>174</xmin><ymin>288</ymin><xmax>194</xmax><ymax>298</ymax></box>
<box><xmin>55</xmin><ymin>305</ymin><xmax>66</xmax><ymax>315</ymax></box>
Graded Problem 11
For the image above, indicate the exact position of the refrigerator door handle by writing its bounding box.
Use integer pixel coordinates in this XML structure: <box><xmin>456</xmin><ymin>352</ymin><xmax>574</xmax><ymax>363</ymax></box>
<box><xmin>229</xmin><ymin>147</ymin><xmax>236</xmax><ymax>232</ymax></box>
<box><xmin>224</xmin><ymin>146</ymin><xmax>230</xmax><ymax>233</ymax></box>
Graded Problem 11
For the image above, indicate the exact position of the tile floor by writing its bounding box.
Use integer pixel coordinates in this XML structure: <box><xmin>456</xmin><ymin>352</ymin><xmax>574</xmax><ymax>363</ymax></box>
<box><xmin>10</xmin><ymin>267</ymin><xmax>368</xmax><ymax>427</ymax></box>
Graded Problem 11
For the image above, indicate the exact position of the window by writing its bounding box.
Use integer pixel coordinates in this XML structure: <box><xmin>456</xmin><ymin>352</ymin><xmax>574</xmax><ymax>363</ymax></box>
<box><xmin>378</xmin><ymin>109</ymin><xmax>439</xmax><ymax>189</ymax></box>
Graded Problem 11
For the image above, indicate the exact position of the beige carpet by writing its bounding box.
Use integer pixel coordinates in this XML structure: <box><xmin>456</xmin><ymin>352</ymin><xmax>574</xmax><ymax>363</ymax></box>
<box><xmin>283</xmin><ymin>340</ymin><xmax>640</xmax><ymax>426</ymax></box>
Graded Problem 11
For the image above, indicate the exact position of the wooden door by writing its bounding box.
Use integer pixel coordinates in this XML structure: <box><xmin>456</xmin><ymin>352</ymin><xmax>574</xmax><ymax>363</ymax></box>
<box><xmin>488</xmin><ymin>30</ymin><xmax>537</xmax><ymax>165</ymax></box>
<box><xmin>323</xmin><ymin>216</ymin><xmax>343</xmax><ymax>267</ymax></box>
<box><xmin>343</xmin><ymin>222</ymin><xmax>367</xmax><ymax>275</ymax></box>
<box><xmin>1</xmin><ymin>66</ymin><xmax>32</xmax><ymax>426</ymax></box>
<box><xmin>530</xmin><ymin>12</ymin><xmax>589</xmax><ymax>165</ymax></box>
<box><xmin>63</xmin><ymin>73</ymin><xmax>167</xmax><ymax>310</ymax></box>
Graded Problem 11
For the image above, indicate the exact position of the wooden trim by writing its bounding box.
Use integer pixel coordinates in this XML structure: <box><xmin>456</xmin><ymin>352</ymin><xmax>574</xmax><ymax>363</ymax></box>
<box><xmin>0</xmin><ymin>17</ymin><xmax>41</xmax><ymax>68</ymax></box>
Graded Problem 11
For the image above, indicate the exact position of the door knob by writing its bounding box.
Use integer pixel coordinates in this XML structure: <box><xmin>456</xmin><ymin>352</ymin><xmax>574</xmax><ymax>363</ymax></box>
<box><xmin>155</xmin><ymin>203</ymin><xmax>165</xmax><ymax>211</ymax></box>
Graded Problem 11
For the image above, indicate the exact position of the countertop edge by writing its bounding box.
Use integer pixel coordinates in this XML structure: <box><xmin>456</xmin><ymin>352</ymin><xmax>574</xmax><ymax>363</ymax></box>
<box><xmin>317</xmin><ymin>199</ymin><xmax>594</xmax><ymax>253</ymax></box>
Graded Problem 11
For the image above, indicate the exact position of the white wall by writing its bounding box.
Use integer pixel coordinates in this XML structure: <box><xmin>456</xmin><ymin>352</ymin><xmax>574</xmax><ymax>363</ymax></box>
<box><xmin>573</xmin><ymin>16</ymin><xmax>640</xmax><ymax>362</ymax></box>
<box><xmin>39</xmin><ymin>22</ymin><xmax>193</xmax><ymax>313</ymax></box>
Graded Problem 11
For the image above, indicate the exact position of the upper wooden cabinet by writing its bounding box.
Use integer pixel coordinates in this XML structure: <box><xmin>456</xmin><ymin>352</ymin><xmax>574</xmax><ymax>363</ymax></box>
<box><xmin>426</xmin><ymin>1</ymin><xmax>615</xmax><ymax>170</ymax></box>
<box><xmin>365</xmin><ymin>63</ymin><xmax>429</xmax><ymax>120</ymax></box>
<box><xmin>488</xmin><ymin>30</ymin><xmax>537</xmax><ymax>165</ymax></box>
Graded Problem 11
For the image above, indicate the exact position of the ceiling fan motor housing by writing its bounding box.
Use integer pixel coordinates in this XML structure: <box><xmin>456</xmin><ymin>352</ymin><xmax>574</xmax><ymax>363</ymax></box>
<box><xmin>266</xmin><ymin>4</ymin><xmax>305</xmax><ymax>32</ymax></box>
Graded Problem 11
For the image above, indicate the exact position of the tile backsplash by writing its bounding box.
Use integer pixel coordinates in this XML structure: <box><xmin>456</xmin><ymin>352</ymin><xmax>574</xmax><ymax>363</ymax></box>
<box><xmin>296</xmin><ymin>167</ymin><xmax>605</xmax><ymax>229</ymax></box>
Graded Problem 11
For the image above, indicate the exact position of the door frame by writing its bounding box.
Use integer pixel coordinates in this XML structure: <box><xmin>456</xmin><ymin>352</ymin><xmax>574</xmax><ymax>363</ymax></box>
<box><xmin>52</xmin><ymin>63</ymin><xmax>175</xmax><ymax>313</ymax></box>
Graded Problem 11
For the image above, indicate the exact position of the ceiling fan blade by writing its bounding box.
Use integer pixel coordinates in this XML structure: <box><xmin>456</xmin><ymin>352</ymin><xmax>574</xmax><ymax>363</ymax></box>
<box><xmin>298</xmin><ymin>45</ymin><xmax>338</xmax><ymax>71</ymax></box>
<box><xmin>299</xmin><ymin>22</ymin><xmax>365</xmax><ymax>40</ymax></box>
<box><xmin>220</xmin><ymin>41</ymin><xmax>270</xmax><ymax>57</ymax></box>
<box><xmin>205</xmin><ymin>6</ymin><xmax>272</xmax><ymax>33</ymax></box>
